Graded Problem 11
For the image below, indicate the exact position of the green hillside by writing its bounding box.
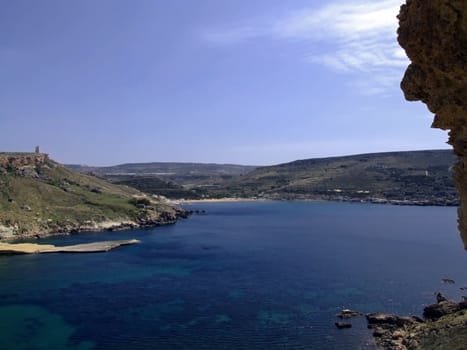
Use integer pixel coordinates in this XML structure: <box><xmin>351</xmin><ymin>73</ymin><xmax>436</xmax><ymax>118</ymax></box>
<box><xmin>0</xmin><ymin>153</ymin><xmax>185</xmax><ymax>238</ymax></box>
<box><xmin>66</xmin><ymin>150</ymin><xmax>457</xmax><ymax>205</ymax></box>
<box><xmin>212</xmin><ymin>150</ymin><xmax>457</xmax><ymax>205</ymax></box>
<box><xmin>67</xmin><ymin>162</ymin><xmax>257</xmax><ymax>187</ymax></box>
<box><xmin>103</xmin><ymin>175</ymin><xmax>208</xmax><ymax>200</ymax></box>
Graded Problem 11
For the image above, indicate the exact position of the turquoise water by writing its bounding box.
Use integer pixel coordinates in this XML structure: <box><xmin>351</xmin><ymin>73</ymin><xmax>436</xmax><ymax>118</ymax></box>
<box><xmin>0</xmin><ymin>201</ymin><xmax>466</xmax><ymax>349</ymax></box>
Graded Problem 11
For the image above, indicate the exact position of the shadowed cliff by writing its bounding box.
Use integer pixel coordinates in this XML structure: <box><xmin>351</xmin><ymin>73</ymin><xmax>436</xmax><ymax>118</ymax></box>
<box><xmin>398</xmin><ymin>0</ymin><xmax>467</xmax><ymax>249</ymax></box>
<box><xmin>393</xmin><ymin>3</ymin><xmax>467</xmax><ymax>349</ymax></box>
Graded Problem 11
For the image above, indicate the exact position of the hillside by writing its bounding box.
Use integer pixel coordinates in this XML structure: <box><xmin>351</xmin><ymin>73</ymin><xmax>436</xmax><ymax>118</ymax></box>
<box><xmin>67</xmin><ymin>162</ymin><xmax>257</xmax><ymax>187</ymax></box>
<box><xmin>0</xmin><ymin>153</ymin><xmax>187</xmax><ymax>239</ymax></box>
<box><xmin>209</xmin><ymin>150</ymin><xmax>458</xmax><ymax>205</ymax></box>
<box><xmin>102</xmin><ymin>175</ymin><xmax>209</xmax><ymax>200</ymax></box>
<box><xmin>67</xmin><ymin>162</ymin><xmax>257</xmax><ymax>200</ymax></box>
<box><xmin>67</xmin><ymin>150</ymin><xmax>458</xmax><ymax>205</ymax></box>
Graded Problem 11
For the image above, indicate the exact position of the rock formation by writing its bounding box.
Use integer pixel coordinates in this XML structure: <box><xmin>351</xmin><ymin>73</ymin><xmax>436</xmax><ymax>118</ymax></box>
<box><xmin>367</xmin><ymin>296</ymin><xmax>467</xmax><ymax>350</ymax></box>
<box><xmin>398</xmin><ymin>0</ymin><xmax>467</xmax><ymax>248</ymax></box>
<box><xmin>389</xmin><ymin>2</ymin><xmax>467</xmax><ymax>348</ymax></box>
<box><xmin>0</xmin><ymin>152</ymin><xmax>49</xmax><ymax>169</ymax></box>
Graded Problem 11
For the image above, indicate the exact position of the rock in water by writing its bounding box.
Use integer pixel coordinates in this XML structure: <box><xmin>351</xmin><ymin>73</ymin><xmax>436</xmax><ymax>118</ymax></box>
<box><xmin>436</xmin><ymin>292</ymin><xmax>448</xmax><ymax>303</ymax></box>
<box><xmin>334</xmin><ymin>322</ymin><xmax>352</xmax><ymax>329</ymax></box>
<box><xmin>336</xmin><ymin>309</ymin><xmax>363</xmax><ymax>319</ymax></box>
<box><xmin>441</xmin><ymin>278</ymin><xmax>455</xmax><ymax>284</ymax></box>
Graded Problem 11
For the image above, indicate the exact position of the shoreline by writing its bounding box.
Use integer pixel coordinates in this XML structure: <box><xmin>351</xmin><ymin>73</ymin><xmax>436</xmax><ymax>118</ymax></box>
<box><xmin>168</xmin><ymin>197</ymin><xmax>263</xmax><ymax>205</ymax></box>
<box><xmin>0</xmin><ymin>209</ymin><xmax>191</xmax><ymax>243</ymax></box>
<box><xmin>1</xmin><ymin>198</ymin><xmax>457</xmax><ymax>242</ymax></box>
<box><xmin>168</xmin><ymin>197</ymin><xmax>458</xmax><ymax>207</ymax></box>
<box><xmin>0</xmin><ymin>239</ymin><xmax>141</xmax><ymax>255</ymax></box>
<box><xmin>367</xmin><ymin>294</ymin><xmax>467</xmax><ymax>349</ymax></box>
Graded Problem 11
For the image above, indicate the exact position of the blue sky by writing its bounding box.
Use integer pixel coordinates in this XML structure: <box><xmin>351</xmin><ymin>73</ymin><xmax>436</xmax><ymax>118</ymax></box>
<box><xmin>1</xmin><ymin>0</ymin><xmax>449</xmax><ymax>166</ymax></box>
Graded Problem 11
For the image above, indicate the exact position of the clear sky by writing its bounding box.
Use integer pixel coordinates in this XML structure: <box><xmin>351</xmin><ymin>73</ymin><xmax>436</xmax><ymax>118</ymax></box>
<box><xmin>0</xmin><ymin>0</ymin><xmax>450</xmax><ymax>166</ymax></box>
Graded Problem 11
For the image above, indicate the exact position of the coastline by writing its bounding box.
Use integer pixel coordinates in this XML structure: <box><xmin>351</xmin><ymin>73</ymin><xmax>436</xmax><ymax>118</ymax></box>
<box><xmin>168</xmin><ymin>196</ymin><xmax>458</xmax><ymax>207</ymax></box>
<box><xmin>0</xmin><ymin>239</ymin><xmax>141</xmax><ymax>255</ymax></box>
<box><xmin>168</xmin><ymin>197</ymin><xmax>263</xmax><ymax>205</ymax></box>
<box><xmin>0</xmin><ymin>208</ymin><xmax>191</xmax><ymax>242</ymax></box>
<box><xmin>367</xmin><ymin>295</ymin><xmax>467</xmax><ymax>350</ymax></box>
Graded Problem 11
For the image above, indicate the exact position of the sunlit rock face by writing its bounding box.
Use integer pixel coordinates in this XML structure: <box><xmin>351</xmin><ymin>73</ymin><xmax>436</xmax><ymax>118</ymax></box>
<box><xmin>398</xmin><ymin>0</ymin><xmax>467</xmax><ymax>249</ymax></box>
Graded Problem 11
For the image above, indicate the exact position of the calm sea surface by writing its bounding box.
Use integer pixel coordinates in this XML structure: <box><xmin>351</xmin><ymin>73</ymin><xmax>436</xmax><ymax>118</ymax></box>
<box><xmin>0</xmin><ymin>201</ymin><xmax>466</xmax><ymax>350</ymax></box>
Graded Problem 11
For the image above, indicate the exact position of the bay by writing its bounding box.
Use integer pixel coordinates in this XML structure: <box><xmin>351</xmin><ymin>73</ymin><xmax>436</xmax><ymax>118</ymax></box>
<box><xmin>0</xmin><ymin>201</ymin><xmax>466</xmax><ymax>349</ymax></box>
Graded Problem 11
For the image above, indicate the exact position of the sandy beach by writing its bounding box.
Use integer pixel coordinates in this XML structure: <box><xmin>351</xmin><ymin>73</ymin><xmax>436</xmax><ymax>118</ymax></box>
<box><xmin>0</xmin><ymin>239</ymin><xmax>140</xmax><ymax>255</ymax></box>
<box><xmin>168</xmin><ymin>197</ymin><xmax>262</xmax><ymax>205</ymax></box>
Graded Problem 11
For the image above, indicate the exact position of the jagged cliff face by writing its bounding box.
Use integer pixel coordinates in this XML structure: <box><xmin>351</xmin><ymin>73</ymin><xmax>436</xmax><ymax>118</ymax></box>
<box><xmin>0</xmin><ymin>153</ymin><xmax>50</xmax><ymax>178</ymax></box>
<box><xmin>398</xmin><ymin>0</ymin><xmax>467</xmax><ymax>249</ymax></box>
<box><xmin>0</xmin><ymin>153</ymin><xmax>48</xmax><ymax>168</ymax></box>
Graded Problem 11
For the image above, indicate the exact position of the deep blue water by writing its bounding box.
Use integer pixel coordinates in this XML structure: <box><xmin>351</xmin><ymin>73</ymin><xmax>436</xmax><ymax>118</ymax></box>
<box><xmin>0</xmin><ymin>201</ymin><xmax>466</xmax><ymax>350</ymax></box>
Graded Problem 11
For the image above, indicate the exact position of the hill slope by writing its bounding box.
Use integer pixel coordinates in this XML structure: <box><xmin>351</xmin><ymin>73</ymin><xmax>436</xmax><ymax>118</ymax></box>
<box><xmin>67</xmin><ymin>162</ymin><xmax>257</xmax><ymax>200</ymax></box>
<box><xmin>67</xmin><ymin>162</ymin><xmax>257</xmax><ymax>187</ymax></box>
<box><xmin>211</xmin><ymin>150</ymin><xmax>458</xmax><ymax>205</ymax></box>
<box><xmin>66</xmin><ymin>150</ymin><xmax>457</xmax><ymax>205</ymax></box>
<box><xmin>0</xmin><ymin>153</ymin><xmax>186</xmax><ymax>239</ymax></box>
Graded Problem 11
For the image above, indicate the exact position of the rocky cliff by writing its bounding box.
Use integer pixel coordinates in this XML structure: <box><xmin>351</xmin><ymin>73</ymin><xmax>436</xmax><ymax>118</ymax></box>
<box><xmin>378</xmin><ymin>2</ymin><xmax>467</xmax><ymax>349</ymax></box>
<box><xmin>0</xmin><ymin>152</ymin><xmax>49</xmax><ymax>174</ymax></box>
<box><xmin>398</xmin><ymin>0</ymin><xmax>467</xmax><ymax>249</ymax></box>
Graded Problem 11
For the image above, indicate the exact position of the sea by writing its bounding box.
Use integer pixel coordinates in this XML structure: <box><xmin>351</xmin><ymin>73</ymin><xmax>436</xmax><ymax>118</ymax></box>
<box><xmin>0</xmin><ymin>201</ymin><xmax>466</xmax><ymax>350</ymax></box>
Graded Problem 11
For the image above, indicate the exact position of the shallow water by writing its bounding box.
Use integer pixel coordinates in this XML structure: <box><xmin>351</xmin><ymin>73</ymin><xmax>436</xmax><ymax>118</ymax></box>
<box><xmin>0</xmin><ymin>201</ymin><xmax>465</xmax><ymax>349</ymax></box>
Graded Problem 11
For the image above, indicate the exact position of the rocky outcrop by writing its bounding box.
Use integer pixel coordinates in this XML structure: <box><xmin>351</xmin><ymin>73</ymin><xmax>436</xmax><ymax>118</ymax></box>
<box><xmin>0</xmin><ymin>152</ymin><xmax>48</xmax><ymax>168</ymax></box>
<box><xmin>370</xmin><ymin>3</ymin><xmax>467</xmax><ymax>348</ymax></box>
<box><xmin>398</xmin><ymin>0</ymin><xmax>467</xmax><ymax>248</ymax></box>
<box><xmin>1</xmin><ymin>207</ymin><xmax>191</xmax><ymax>239</ymax></box>
<box><xmin>0</xmin><ymin>152</ymin><xmax>49</xmax><ymax>179</ymax></box>
<box><xmin>367</xmin><ymin>295</ymin><xmax>467</xmax><ymax>350</ymax></box>
<box><xmin>423</xmin><ymin>300</ymin><xmax>462</xmax><ymax>320</ymax></box>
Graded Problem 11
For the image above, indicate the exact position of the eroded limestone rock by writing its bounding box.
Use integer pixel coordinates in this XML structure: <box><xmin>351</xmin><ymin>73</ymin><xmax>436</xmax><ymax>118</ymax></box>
<box><xmin>398</xmin><ymin>0</ymin><xmax>467</xmax><ymax>248</ymax></box>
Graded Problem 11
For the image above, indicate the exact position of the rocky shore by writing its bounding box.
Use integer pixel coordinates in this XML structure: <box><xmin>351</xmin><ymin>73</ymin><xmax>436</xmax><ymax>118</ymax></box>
<box><xmin>367</xmin><ymin>294</ymin><xmax>467</xmax><ymax>350</ymax></box>
<box><xmin>0</xmin><ymin>207</ymin><xmax>192</xmax><ymax>241</ymax></box>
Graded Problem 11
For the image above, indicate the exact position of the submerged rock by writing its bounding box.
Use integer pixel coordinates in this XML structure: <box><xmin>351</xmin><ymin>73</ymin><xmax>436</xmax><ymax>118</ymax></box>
<box><xmin>441</xmin><ymin>278</ymin><xmax>455</xmax><ymax>284</ymax></box>
<box><xmin>335</xmin><ymin>321</ymin><xmax>352</xmax><ymax>329</ymax></box>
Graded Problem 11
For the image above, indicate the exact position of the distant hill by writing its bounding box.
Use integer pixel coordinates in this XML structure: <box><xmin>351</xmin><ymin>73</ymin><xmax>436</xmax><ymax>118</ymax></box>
<box><xmin>67</xmin><ymin>150</ymin><xmax>458</xmax><ymax>205</ymax></box>
<box><xmin>0</xmin><ymin>153</ymin><xmax>186</xmax><ymax>238</ymax></box>
<box><xmin>67</xmin><ymin>162</ymin><xmax>257</xmax><ymax>199</ymax></box>
<box><xmin>67</xmin><ymin>162</ymin><xmax>257</xmax><ymax>187</ymax></box>
<box><xmin>211</xmin><ymin>150</ymin><xmax>457</xmax><ymax>205</ymax></box>
<box><xmin>102</xmin><ymin>175</ymin><xmax>209</xmax><ymax>200</ymax></box>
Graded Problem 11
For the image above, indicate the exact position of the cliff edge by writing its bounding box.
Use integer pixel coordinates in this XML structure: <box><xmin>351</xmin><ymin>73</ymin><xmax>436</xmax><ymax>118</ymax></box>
<box><xmin>367</xmin><ymin>2</ymin><xmax>467</xmax><ymax>349</ymax></box>
<box><xmin>398</xmin><ymin>0</ymin><xmax>467</xmax><ymax>248</ymax></box>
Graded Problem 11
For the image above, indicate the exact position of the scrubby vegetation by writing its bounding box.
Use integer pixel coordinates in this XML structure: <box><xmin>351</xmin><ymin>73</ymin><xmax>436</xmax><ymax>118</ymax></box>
<box><xmin>69</xmin><ymin>150</ymin><xmax>458</xmax><ymax>205</ymax></box>
<box><xmin>0</xmin><ymin>155</ymin><xmax>183</xmax><ymax>237</ymax></box>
